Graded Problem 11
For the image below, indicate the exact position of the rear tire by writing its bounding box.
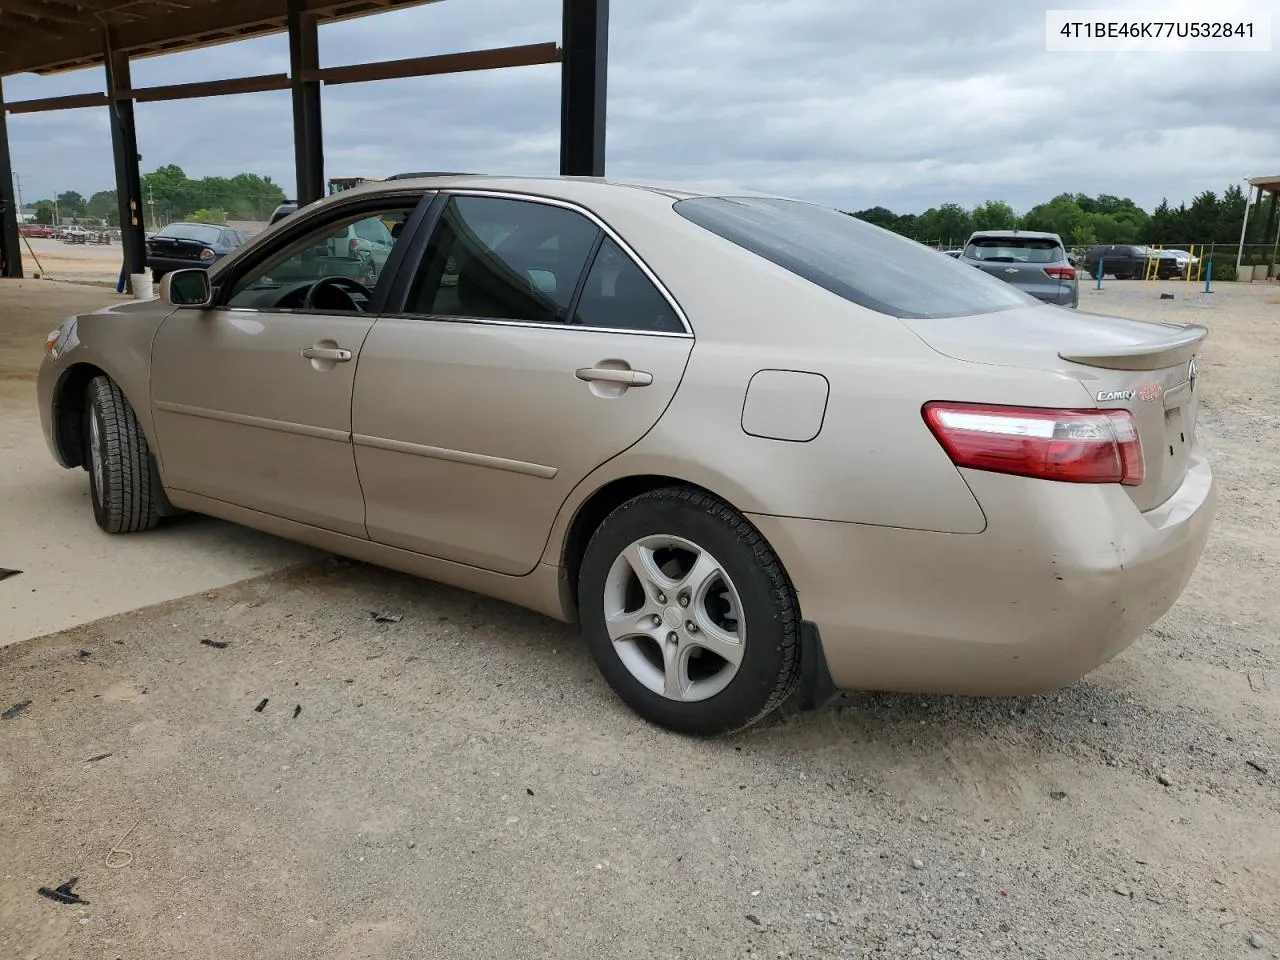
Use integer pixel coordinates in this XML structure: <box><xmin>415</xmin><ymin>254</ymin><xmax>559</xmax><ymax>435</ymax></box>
<box><xmin>84</xmin><ymin>376</ymin><xmax>163</xmax><ymax>534</ymax></box>
<box><xmin>578</xmin><ymin>487</ymin><xmax>801</xmax><ymax>735</ymax></box>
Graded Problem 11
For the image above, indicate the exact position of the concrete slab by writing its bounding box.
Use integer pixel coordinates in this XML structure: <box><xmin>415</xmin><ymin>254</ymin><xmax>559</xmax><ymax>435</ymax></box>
<box><xmin>0</xmin><ymin>279</ymin><xmax>322</xmax><ymax>647</ymax></box>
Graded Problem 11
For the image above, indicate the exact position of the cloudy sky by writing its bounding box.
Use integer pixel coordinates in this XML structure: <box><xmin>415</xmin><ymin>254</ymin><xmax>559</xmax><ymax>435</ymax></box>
<box><xmin>4</xmin><ymin>0</ymin><xmax>1277</xmax><ymax>216</ymax></box>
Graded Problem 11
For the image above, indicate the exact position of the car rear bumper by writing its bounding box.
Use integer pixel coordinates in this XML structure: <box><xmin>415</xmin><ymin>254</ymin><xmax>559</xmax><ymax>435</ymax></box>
<box><xmin>145</xmin><ymin>255</ymin><xmax>217</xmax><ymax>273</ymax></box>
<box><xmin>748</xmin><ymin>445</ymin><xmax>1216</xmax><ymax>696</ymax></box>
<box><xmin>1029</xmin><ymin>284</ymin><xmax>1078</xmax><ymax>308</ymax></box>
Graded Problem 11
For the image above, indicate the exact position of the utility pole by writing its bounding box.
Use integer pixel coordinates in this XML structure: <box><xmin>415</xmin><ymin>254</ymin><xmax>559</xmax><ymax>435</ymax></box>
<box><xmin>11</xmin><ymin>172</ymin><xmax>22</xmax><ymax>216</ymax></box>
<box><xmin>146</xmin><ymin>182</ymin><xmax>156</xmax><ymax>231</ymax></box>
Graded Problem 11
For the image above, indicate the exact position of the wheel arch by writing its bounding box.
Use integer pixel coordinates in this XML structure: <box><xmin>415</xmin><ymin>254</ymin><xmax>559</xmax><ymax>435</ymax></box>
<box><xmin>51</xmin><ymin>362</ymin><xmax>110</xmax><ymax>468</ymax></box>
<box><xmin>556</xmin><ymin>472</ymin><xmax>782</xmax><ymax>624</ymax></box>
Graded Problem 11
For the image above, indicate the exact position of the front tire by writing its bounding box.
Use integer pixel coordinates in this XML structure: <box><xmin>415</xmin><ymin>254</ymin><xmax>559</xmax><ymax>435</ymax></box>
<box><xmin>578</xmin><ymin>487</ymin><xmax>801</xmax><ymax>735</ymax></box>
<box><xmin>85</xmin><ymin>376</ymin><xmax>162</xmax><ymax>534</ymax></box>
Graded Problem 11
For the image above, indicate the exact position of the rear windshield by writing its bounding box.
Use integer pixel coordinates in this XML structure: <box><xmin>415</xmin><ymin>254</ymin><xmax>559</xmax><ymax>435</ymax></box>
<box><xmin>157</xmin><ymin>223</ymin><xmax>223</xmax><ymax>244</ymax></box>
<box><xmin>673</xmin><ymin>196</ymin><xmax>1034</xmax><ymax>319</ymax></box>
<box><xmin>964</xmin><ymin>237</ymin><xmax>1064</xmax><ymax>263</ymax></box>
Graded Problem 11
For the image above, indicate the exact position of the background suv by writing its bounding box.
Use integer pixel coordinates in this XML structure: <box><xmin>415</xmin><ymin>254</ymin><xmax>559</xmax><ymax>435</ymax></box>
<box><xmin>958</xmin><ymin>230</ymin><xmax>1078</xmax><ymax>308</ymax></box>
<box><xmin>1083</xmin><ymin>243</ymin><xmax>1182</xmax><ymax>280</ymax></box>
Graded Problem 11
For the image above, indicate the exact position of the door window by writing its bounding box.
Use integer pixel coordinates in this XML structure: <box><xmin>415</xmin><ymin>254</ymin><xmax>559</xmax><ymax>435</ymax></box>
<box><xmin>225</xmin><ymin>205</ymin><xmax>417</xmax><ymax>314</ymax></box>
<box><xmin>573</xmin><ymin>237</ymin><xmax>684</xmax><ymax>333</ymax></box>
<box><xmin>405</xmin><ymin>195</ymin><xmax>600</xmax><ymax>324</ymax></box>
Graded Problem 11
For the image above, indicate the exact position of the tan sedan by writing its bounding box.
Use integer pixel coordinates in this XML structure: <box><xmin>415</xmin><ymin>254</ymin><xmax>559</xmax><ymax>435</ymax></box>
<box><xmin>37</xmin><ymin>176</ymin><xmax>1217</xmax><ymax>734</ymax></box>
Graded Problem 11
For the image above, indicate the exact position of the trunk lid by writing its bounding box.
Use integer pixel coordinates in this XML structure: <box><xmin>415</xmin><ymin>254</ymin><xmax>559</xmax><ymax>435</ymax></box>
<box><xmin>903</xmin><ymin>305</ymin><xmax>1206</xmax><ymax>511</ymax></box>
<box><xmin>146</xmin><ymin>237</ymin><xmax>209</xmax><ymax>261</ymax></box>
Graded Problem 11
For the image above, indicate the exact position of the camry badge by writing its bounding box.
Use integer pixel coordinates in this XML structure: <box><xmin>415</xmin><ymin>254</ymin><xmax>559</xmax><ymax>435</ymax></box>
<box><xmin>1096</xmin><ymin>389</ymin><xmax>1136</xmax><ymax>402</ymax></box>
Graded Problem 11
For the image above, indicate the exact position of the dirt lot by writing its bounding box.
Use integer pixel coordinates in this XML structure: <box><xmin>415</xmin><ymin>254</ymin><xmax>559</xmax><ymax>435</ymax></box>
<box><xmin>0</xmin><ymin>279</ymin><xmax>319</xmax><ymax>646</ymax></box>
<box><xmin>0</xmin><ymin>280</ymin><xmax>1277</xmax><ymax>960</ymax></box>
<box><xmin>14</xmin><ymin>237</ymin><xmax>122</xmax><ymax>285</ymax></box>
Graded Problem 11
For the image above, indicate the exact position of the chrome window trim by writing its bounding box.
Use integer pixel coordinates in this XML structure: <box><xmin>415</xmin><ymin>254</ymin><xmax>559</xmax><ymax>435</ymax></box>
<box><xmin>373</xmin><ymin>312</ymin><xmax>693</xmax><ymax>339</ymax></box>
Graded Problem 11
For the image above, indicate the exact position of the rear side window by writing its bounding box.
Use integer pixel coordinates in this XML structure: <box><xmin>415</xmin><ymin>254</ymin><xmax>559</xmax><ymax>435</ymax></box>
<box><xmin>406</xmin><ymin>196</ymin><xmax>599</xmax><ymax>323</ymax></box>
<box><xmin>673</xmin><ymin>196</ymin><xmax>1033</xmax><ymax>319</ymax></box>
<box><xmin>574</xmin><ymin>238</ymin><xmax>683</xmax><ymax>333</ymax></box>
<box><xmin>964</xmin><ymin>236</ymin><xmax>1064</xmax><ymax>263</ymax></box>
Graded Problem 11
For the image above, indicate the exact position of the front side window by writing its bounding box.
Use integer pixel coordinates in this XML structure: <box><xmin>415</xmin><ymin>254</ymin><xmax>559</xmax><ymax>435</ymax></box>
<box><xmin>674</xmin><ymin>196</ymin><xmax>1035</xmax><ymax>320</ymax></box>
<box><xmin>226</xmin><ymin>205</ymin><xmax>417</xmax><ymax>313</ymax></box>
<box><xmin>573</xmin><ymin>237</ymin><xmax>683</xmax><ymax>333</ymax></box>
<box><xmin>405</xmin><ymin>195</ymin><xmax>600</xmax><ymax>324</ymax></box>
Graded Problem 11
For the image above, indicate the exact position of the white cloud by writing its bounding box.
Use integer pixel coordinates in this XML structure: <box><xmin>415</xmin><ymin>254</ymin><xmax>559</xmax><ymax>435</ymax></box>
<box><xmin>5</xmin><ymin>0</ymin><xmax>1277</xmax><ymax>214</ymax></box>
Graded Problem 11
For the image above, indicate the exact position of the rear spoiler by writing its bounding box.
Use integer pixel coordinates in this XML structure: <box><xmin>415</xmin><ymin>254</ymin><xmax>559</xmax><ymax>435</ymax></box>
<box><xmin>1059</xmin><ymin>323</ymin><xmax>1207</xmax><ymax>371</ymax></box>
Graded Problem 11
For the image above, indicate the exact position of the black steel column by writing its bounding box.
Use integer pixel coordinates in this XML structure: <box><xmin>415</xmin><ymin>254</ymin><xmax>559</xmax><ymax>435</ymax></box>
<box><xmin>289</xmin><ymin>0</ymin><xmax>324</xmax><ymax>206</ymax></box>
<box><xmin>1248</xmin><ymin>186</ymin><xmax>1266</xmax><ymax>244</ymax></box>
<box><xmin>104</xmin><ymin>43</ymin><xmax>147</xmax><ymax>285</ymax></box>
<box><xmin>560</xmin><ymin>0</ymin><xmax>608</xmax><ymax>177</ymax></box>
<box><xmin>0</xmin><ymin>77</ymin><xmax>24</xmax><ymax>279</ymax></box>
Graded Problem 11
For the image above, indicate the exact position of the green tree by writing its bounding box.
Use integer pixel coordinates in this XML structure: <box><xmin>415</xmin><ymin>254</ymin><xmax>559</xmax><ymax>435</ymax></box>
<box><xmin>971</xmin><ymin>200</ymin><xmax>1017</xmax><ymax>231</ymax></box>
<box><xmin>86</xmin><ymin>189</ymin><xmax>117</xmax><ymax>224</ymax></box>
<box><xmin>1020</xmin><ymin>193</ymin><xmax>1084</xmax><ymax>238</ymax></box>
<box><xmin>1220</xmin><ymin>184</ymin><xmax>1248</xmax><ymax>245</ymax></box>
<box><xmin>140</xmin><ymin>165</ymin><xmax>285</xmax><ymax>222</ymax></box>
<box><xmin>914</xmin><ymin>203</ymin><xmax>973</xmax><ymax>245</ymax></box>
<box><xmin>1147</xmin><ymin>198</ymin><xmax>1178</xmax><ymax>243</ymax></box>
<box><xmin>33</xmin><ymin>201</ymin><xmax>55</xmax><ymax>225</ymax></box>
<box><xmin>189</xmin><ymin>207</ymin><xmax>227</xmax><ymax>224</ymax></box>
<box><xmin>851</xmin><ymin>206</ymin><xmax>901</xmax><ymax>230</ymax></box>
<box><xmin>1183</xmin><ymin>190</ymin><xmax>1221</xmax><ymax>242</ymax></box>
<box><xmin>55</xmin><ymin>190</ymin><xmax>87</xmax><ymax>218</ymax></box>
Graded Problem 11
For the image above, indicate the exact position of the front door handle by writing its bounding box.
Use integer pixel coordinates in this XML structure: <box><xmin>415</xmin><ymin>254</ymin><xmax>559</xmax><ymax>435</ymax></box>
<box><xmin>575</xmin><ymin>366</ymin><xmax>653</xmax><ymax>387</ymax></box>
<box><xmin>302</xmin><ymin>345</ymin><xmax>352</xmax><ymax>362</ymax></box>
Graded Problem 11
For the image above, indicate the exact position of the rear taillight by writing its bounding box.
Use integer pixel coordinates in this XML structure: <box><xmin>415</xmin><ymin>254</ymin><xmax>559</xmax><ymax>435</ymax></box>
<box><xmin>199</xmin><ymin>247</ymin><xmax>215</xmax><ymax>261</ymax></box>
<box><xmin>1042</xmin><ymin>266</ymin><xmax>1076</xmax><ymax>280</ymax></box>
<box><xmin>923</xmin><ymin>402</ymin><xmax>1144</xmax><ymax>486</ymax></box>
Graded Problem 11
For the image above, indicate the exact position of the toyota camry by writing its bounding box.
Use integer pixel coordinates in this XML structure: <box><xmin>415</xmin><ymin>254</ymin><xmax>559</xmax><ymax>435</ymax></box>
<box><xmin>37</xmin><ymin>175</ymin><xmax>1216</xmax><ymax>735</ymax></box>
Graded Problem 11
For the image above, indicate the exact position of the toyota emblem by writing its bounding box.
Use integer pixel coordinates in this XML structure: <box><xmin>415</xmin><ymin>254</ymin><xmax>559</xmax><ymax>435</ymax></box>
<box><xmin>1188</xmin><ymin>358</ymin><xmax>1197</xmax><ymax>393</ymax></box>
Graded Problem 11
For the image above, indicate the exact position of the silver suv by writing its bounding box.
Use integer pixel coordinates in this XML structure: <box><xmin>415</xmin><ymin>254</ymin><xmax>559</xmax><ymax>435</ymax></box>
<box><xmin>959</xmin><ymin>229</ymin><xmax>1078</xmax><ymax>309</ymax></box>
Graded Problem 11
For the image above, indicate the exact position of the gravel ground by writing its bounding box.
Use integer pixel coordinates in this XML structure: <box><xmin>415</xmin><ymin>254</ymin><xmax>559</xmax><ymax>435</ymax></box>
<box><xmin>0</xmin><ymin>280</ymin><xmax>1276</xmax><ymax>960</ymax></box>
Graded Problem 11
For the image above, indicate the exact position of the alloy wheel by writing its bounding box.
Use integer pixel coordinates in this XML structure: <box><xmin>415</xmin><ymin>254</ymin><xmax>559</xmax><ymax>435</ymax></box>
<box><xmin>601</xmin><ymin>534</ymin><xmax>745</xmax><ymax>702</ymax></box>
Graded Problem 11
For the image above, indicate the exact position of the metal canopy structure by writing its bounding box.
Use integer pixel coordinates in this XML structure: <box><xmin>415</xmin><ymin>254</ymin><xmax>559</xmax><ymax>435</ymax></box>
<box><xmin>1236</xmin><ymin>175</ymin><xmax>1280</xmax><ymax>275</ymax></box>
<box><xmin>0</xmin><ymin>0</ymin><xmax>609</xmax><ymax>283</ymax></box>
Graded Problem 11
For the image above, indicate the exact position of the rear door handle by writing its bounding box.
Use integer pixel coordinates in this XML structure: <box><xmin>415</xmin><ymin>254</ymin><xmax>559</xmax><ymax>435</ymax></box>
<box><xmin>575</xmin><ymin>366</ymin><xmax>653</xmax><ymax>387</ymax></box>
<box><xmin>302</xmin><ymin>346</ymin><xmax>352</xmax><ymax>362</ymax></box>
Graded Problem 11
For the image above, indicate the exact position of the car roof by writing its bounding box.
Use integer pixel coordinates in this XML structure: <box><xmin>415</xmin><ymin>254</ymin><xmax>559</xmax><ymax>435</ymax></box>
<box><xmin>967</xmin><ymin>229</ymin><xmax>1062</xmax><ymax>241</ymax></box>
<box><xmin>326</xmin><ymin>173</ymin><xmax>785</xmax><ymax>208</ymax></box>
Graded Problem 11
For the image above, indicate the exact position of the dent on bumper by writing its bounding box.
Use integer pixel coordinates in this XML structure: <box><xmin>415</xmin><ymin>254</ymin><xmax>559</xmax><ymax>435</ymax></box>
<box><xmin>750</xmin><ymin>447</ymin><xmax>1217</xmax><ymax>697</ymax></box>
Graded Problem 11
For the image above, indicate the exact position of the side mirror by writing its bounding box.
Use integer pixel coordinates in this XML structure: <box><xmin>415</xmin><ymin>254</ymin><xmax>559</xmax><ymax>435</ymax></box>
<box><xmin>160</xmin><ymin>268</ymin><xmax>213</xmax><ymax>307</ymax></box>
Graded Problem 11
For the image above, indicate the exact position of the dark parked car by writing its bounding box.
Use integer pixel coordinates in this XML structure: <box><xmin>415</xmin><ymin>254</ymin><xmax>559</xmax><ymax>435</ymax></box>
<box><xmin>146</xmin><ymin>222</ymin><xmax>247</xmax><ymax>282</ymax></box>
<box><xmin>958</xmin><ymin>230</ymin><xmax>1078</xmax><ymax>308</ymax></box>
<box><xmin>1083</xmin><ymin>244</ymin><xmax>1181</xmax><ymax>281</ymax></box>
